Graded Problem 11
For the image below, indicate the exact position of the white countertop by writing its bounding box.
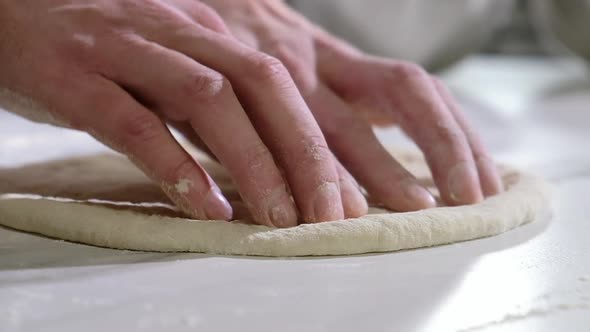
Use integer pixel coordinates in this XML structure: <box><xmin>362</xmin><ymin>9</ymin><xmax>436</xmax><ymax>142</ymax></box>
<box><xmin>1</xmin><ymin>55</ymin><xmax>589</xmax><ymax>332</ymax></box>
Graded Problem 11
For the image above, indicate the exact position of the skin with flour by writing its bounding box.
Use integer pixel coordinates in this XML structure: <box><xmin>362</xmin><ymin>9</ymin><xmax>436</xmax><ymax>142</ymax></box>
<box><xmin>0</xmin><ymin>0</ymin><xmax>502</xmax><ymax>228</ymax></box>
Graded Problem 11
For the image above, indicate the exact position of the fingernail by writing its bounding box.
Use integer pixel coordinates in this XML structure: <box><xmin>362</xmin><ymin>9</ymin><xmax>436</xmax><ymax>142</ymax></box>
<box><xmin>269</xmin><ymin>202</ymin><xmax>298</xmax><ymax>228</ymax></box>
<box><xmin>476</xmin><ymin>157</ymin><xmax>504</xmax><ymax>196</ymax></box>
<box><xmin>403</xmin><ymin>183</ymin><xmax>436</xmax><ymax>209</ymax></box>
<box><xmin>340</xmin><ymin>178</ymin><xmax>369</xmax><ymax>218</ymax></box>
<box><xmin>448</xmin><ymin>161</ymin><xmax>482</xmax><ymax>204</ymax></box>
<box><xmin>204</xmin><ymin>187</ymin><xmax>233</xmax><ymax>220</ymax></box>
<box><xmin>312</xmin><ymin>182</ymin><xmax>343</xmax><ymax>222</ymax></box>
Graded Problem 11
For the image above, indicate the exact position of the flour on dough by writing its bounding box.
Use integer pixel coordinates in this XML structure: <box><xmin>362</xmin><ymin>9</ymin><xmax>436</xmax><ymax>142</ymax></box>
<box><xmin>0</xmin><ymin>150</ymin><xmax>551</xmax><ymax>256</ymax></box>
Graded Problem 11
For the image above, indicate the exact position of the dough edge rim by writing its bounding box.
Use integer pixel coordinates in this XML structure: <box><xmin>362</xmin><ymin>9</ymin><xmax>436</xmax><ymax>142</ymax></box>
<box><xmin>0</xmin><ymin>169</ymin><xmax>551</xmax><ymax>257</ymax></box>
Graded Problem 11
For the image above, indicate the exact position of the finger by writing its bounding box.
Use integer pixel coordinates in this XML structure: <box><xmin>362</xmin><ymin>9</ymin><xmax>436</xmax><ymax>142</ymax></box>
<box><xmin>173</xmin><ymin>121</ymin><xmax>367</xmax><ymax>219</ymax></box>
<box><xmin>101</xmin><ymin>37</ymin><xmax>298</xmax><ymax>227</ymax></box>
<box><xmin>388</xmin><ymin>66</ymin><xmax>483</xmax><ymax>206</ymax></box>
<box><xmin>314</xmin><ymin>32</ymin><xmax>486</xmax><ymax>205</ymax></box>
<box><xmin>432</xmin><ymin>78</ymin><xmax>503</xmax><ymax>197</ymax></box>
<box><xmin>332</xmin><ymin>154</ymin><xmax>368</xmax><ymax>218</ymax></box>
<box><xmin>169</xmin><ymin>120</ymin><xmax>217</xmax><ymax>160</ymax></box>
<box><xmin>307</xmin><ymin>84</ymin><xmax>437</xmax><ymax>211</ymax></box>
<box><xmin>174</xmin><ymin>118</ymin><xmax>366</xmax><ymax>220</ymax></box>
<box><xmin>260</xmin><ymin>34</ymin><xmax>432</xmax><ymax>212</ymax></box>
<box><xmin>57</xmin><ymin>73</ymin><xmax>232</xmax><ymax>220</ymax></box>
<box><xmin>163</xmin><ymin>0</ymin><xmax>231</xmax><ymax>34</ymax></box>
<box><xmin>141</xmin><ymin>21</ymin><xmax>343</xmax><ymax>222</ymax></box>
<box><xmin>256</xmin><ymin>34</ymin><xmax>367</xmax><ymax>217</ymax></box>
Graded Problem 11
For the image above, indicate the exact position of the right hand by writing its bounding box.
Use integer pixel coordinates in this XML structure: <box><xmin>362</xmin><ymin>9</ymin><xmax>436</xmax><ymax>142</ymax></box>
<box><xmin>0</xmin><ymin>0</ymin><xmax>367</xmax><ymax>227</ymax></box>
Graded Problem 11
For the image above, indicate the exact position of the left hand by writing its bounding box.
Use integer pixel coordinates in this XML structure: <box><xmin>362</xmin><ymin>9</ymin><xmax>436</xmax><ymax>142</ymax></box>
<box><xmin>193</xmin><ymin>0</ymin><xmax>503</xmax><ymax>210</ymax></box>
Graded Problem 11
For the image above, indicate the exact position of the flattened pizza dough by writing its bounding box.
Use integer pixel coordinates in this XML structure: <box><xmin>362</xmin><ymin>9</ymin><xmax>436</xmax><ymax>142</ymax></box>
<box><xmin>0</xmin><ymin>150</ymin><xmax>550</xmax><ymax>256</ymax></box>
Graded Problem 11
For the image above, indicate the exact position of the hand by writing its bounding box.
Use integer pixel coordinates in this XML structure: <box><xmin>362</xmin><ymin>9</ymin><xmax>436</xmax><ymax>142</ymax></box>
<box><xmin>0</xmin><ymin>0</ymin><xmax>368</xmax><ymax>227</ymax></box>
<box><xmin>201</xmin><ymin>0</ymin><xmax>504</xmax><ymax>209</ymax></box>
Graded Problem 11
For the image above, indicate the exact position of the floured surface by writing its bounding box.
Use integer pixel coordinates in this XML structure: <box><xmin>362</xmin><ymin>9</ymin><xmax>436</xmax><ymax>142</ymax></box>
<box><xmin>0</xmin><ymin>151</ymin><xmax>550</xmax><ymax>256</ymax></box>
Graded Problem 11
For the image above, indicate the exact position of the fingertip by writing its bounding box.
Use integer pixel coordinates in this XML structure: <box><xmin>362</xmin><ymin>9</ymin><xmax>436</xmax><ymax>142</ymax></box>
<box><xmin>340</xmin><ymin>179</ymin><xmax>369</xmax><ymax>218</ymax></box>
<box><xmin>308</xmin><ymin>181</ymin><xmax>344</xmax><ymax>223</ymax></box>
<box><xmin>402</xmin><ymin>183</ymin><xmax>437</xmax><ymax>210</ymax></box>
<box><xmin>161</xmin><ymin>183</ymin><xmax>204</xmax><ymax>220</ymax></box>
<box><xmin>476</xmin><ymin>157</ymin><xmax>504</xmax><ymax>197</ymax></box>
<box><xmin>161</xmin><ymin>179</ymin><xmax>231</xmax><ymax>221</ymax></box>
<box><xmin>268</xmin><ymin>201</ymin><xmax>299</xmax><ymax>228</ymax></box>
<box><xmin>373</xmin><ymin>180</ymin><xmax>436</xmax><ymax>213</ymax></box>
<box><xmin>447</xmin><ymin>161</ymin><xmax>484</xmax><ymax>205</ymax></box>
<box><xmin>204</xmin><ymin>187</ymin><xmax>233</xmax><ymax>221</ymax></box>
<box><xmin>485</xmin><ymin>178</ymin><xmax>504</xmax><ymax>197</ymax></box>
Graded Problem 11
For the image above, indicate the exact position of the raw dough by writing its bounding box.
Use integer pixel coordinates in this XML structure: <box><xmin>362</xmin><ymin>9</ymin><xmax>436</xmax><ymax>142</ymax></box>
<box><xmin>0</xmin><ymin>151</ymin><xmax>550</xmax><ymax>256</ymax></box>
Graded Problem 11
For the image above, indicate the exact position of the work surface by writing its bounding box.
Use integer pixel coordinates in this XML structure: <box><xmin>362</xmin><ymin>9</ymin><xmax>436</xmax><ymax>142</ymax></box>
<box><xmin>1</xmin><ymin>56</ymin><xmax>589</xmax><ymax>332</ymax></box>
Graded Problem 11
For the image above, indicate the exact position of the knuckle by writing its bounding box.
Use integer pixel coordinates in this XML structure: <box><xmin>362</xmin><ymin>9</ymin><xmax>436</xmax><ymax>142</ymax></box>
<box><xmin>269</xmin><ymin>41</ymin><xmax>292</xmax><ymax>60</ymax></box>
<box><xmin>245</xmin><ymin>53</ymin><xmax>292</xmax><ymax>86</ymax></box>
<box><xmin>422</xmin><ymin>122</ymin><xmax>465</xmax><ymax>157</ymax></box>
<box><xmin>390</xmin><ymin>62</ymin><xmax>429</xmax><ymax>84</ymax></box>
<box><xmin>267</xmin><ymin>39</ymin><xmax>317</xmax><ymax>93</ymax></box>
<box><xmin>182</xmin><ymin>72</ymin><xmax>231</xmax><ymax>104</ymax></box>
<box><xmin>268</xmin><ymin>41</ymin><xmax>299</xmax><ymax>71</ymax></box>
<box><xmin>118</xmin><ymin>111</ymin><xmax>163</xmax><ymax>146</ymax></box>
<box><xmin>242</xmin><ymin>143</ymin><xmax>274</xmax><ymax>173</ymax></box>
<box><xmin>471</xmin><ymin>147</ymin><xmax>491</xmax><ymax>162</ymax></box>
<box><xmin>435</xmin><ymin>123</ymin><xmax>462</xmax><ymax>145</ymax></box>
<box><xmin>194</xmin><ymin>4</ymin><xmax>228</xmax><ymax>33</ymax></box>
<box><xmin>280</xmin><ymin>60</ymin><xmax>315</xmax><ymax>93</ymax></box>
<box><xmin>293</xmin><ymin>140</ymin><xmax>333</xmax><ymax>176</ymax></box>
